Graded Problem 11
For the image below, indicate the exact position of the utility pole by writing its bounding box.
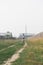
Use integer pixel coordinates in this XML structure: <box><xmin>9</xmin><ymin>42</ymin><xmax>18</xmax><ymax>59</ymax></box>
<box><xmin>23</xmin><ymin>25</ymin><xmax>27</xmax><ymax>43</ymax></box>
<box><xmin>23</xmin><ymin>24</ymin><xmax>27</xmax><ymax>43</ymax></box>
<box><xmin>25</xmin><ymin>24</ymin><xmax>27</xmax><ymax>34</ymax></box>
<box><xmin>25</xmin><ymin>24</ymin><xmax>27</xmax><ymax>43</ymax></box>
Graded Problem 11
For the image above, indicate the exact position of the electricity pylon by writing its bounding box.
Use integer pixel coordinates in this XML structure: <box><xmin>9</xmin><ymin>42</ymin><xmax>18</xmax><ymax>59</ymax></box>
<box><xmin>25</xmin><ymin>24</ymin><xmax>27</xmax><ymax>34</ymax></box>
<box><xmin>23</xmin><ymin>24</ymin><xmax>27</xmax><ymax>43</ymax></box>
<box><xmin>25</xmin><ymin>24</ymin><xmax>27</xmax><ymax>43</ymax></box>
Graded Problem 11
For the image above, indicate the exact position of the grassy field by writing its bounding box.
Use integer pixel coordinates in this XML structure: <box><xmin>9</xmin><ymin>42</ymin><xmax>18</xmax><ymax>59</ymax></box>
<box><xmin>0</xmin><ymin>39</ymin><xmax>24</xmax><ymax>65</ymax></box>
<box><xmin>0</xmin><ymin>39</ymin><xmax>17</xmax><ymax>50</ymax></box>
<box><xmin>12</xmin><ymin>38</ymin><xmax>43</xmax><ymax>65</ymax></box>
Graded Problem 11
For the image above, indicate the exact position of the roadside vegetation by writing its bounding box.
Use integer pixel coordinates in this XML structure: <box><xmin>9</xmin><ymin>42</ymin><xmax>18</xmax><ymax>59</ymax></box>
<box><xmin>0</xmin><ymin>39</ymin><xmax>24</xmax><ymax>65</ymax></box>
<box><xmin>12</xmin><ymin>38</ymin><xmax>43</xmax><ymax>65</ymax></box>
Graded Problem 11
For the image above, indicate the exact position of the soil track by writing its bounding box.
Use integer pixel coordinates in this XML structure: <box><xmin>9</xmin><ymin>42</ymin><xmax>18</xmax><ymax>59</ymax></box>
<box><xmin>3</xmin><ymin>42</ymin><xmax>27</xmax><ymax>65</ymax></box>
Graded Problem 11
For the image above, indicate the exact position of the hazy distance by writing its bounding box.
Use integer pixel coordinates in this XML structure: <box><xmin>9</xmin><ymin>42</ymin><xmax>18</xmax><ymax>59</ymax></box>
<box><xmin>0</xmin><ymin>0</ymin><xmax>43</xmax><ymax>37</ymax></box>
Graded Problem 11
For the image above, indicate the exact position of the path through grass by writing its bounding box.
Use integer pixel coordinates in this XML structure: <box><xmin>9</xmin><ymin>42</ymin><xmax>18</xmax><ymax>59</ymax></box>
<box><xmin>12</xmin><ymin>38</ymin><xmax>43</xmax><ymax>65</ymax></box>
<box><xmin>0</xmin><ymin>39</ymin><xmax>24</xmax><ymax>65</ymax></box>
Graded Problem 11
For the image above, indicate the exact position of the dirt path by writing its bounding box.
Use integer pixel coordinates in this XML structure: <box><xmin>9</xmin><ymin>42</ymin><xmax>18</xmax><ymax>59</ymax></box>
<box><xmin>3</xmin><ymin>42</ymin><xmax>27</xmax><ymax>65</ymax></box>
<box><xmin>0</xmin><ymin>45</ymin><xmax>15</xmax><ymax>52</ymax></box>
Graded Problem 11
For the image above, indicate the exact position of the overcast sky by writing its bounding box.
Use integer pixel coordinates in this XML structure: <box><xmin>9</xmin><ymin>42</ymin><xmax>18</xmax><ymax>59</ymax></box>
<box><xmin>0</xmin><ymin>0</ymin><xmax>43</xmax><ymax>36</ymax></box>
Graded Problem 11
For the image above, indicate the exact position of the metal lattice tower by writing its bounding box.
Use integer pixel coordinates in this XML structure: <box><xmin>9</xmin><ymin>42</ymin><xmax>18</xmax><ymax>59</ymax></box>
<box><xmin>25</xmin><ymin>24</ymin><xmax>27</xmax><ymax>35</ymax></box>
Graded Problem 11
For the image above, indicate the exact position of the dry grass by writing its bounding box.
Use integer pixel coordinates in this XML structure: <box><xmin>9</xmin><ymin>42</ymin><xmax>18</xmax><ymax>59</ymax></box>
<box><xmin>12</xmin><ymin>38</ymin><xmax>43</xmax><ymax>65</ymax></box>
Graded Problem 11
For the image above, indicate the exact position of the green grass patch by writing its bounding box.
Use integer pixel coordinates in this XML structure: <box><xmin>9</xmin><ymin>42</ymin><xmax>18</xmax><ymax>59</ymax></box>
<box><xmin>0</xmin><ymin>39</ymin><xmax>16</xmax><ymax>50</ymax></box>
<box><xmin>0</xmin><ymin>39</ymin><xmax>24</xmax><ymax>65</ymax></box>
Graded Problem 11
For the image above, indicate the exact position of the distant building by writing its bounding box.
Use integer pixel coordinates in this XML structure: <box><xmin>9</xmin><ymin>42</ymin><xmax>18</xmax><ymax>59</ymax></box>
<box><xmin>18</xmin><ymin>33</ymin><xmax>34</xmax><ymax>39</ymax></box>
<box><xmin>0</xmin><ymin>33</ymin><xmax>5</xmax><ymax>39</ymax></box>
<box><xmin>0</xmin><ymin>31</ymin><xmax>13</xmax><ymax>39</ymax></box>
<box><xmin>5</xmin><ymin>32</ymin><xmax>12</xmax><ymax>39</ymax></box>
